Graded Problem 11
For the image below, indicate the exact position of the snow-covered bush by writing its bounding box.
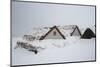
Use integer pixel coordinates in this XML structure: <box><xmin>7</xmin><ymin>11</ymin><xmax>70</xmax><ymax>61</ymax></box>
<box><xmin>23</xmin><ymin>35</ymin><xmax>35</xmax><ymax>41</ymax></box>
<box><xmin>15</xmin><ymin>41</ymin><xmax>45</xmax><ymax>54</ymax></box>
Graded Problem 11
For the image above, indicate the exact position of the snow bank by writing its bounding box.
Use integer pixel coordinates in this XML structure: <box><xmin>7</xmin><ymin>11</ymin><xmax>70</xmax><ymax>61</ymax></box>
<box><xmin>12</xmin><ymin>37</ymin><xmax>95</xmax><ymax>66</ymax></box>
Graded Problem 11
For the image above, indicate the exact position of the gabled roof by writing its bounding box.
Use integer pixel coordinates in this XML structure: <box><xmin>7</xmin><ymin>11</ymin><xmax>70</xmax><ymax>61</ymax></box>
<box><xmin>70</xmin><ymin>25</ymin><xmax>82</xmax><ymax>36</ymax></box>
<box><xmin>81</xmin><ymin>28</ymin><xmax>96</xmax><ymax>39</ymax></box>
<box><xmin>39</xmin><ymin>26</ymin><xmax>66</xmax><ymax>40</ymax></box>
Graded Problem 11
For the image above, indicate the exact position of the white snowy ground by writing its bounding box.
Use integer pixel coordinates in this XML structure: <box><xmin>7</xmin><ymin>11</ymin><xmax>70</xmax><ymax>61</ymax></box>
<box><xmin>12</xmin><ymin>37</ymin><xmax>95</xmax><ymax>66</ymax></box>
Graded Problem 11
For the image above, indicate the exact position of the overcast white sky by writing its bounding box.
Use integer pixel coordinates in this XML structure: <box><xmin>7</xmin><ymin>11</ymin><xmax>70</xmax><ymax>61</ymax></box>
<box><xmin>12</xmin><ymin>1</ymin><xmax>95</xmax><ymax>37</ymax></box>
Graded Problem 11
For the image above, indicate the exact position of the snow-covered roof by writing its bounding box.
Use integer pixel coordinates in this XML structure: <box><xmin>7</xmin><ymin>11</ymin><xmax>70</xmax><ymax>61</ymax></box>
<box><xmin>31</xmin><ymin>25</ymin><xmax>77</xmax><ymax>38</ymax></box>
<box><xmin>23</xmin><ymin>25</ymin><xmax>96</xmax><ymax>39</ymax></box>
<box><xmin>80</xmin><ymin>25</ymin><xmax>96</xmax><ymax>35</ymax></box>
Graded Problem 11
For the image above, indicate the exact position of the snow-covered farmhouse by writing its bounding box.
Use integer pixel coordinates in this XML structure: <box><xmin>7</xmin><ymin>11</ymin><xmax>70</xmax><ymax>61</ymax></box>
<box><xmin>39</xmin><ymin>26</ymin><xmax>66</xmax><ymax>40</ymax></box>
<box><xmin>70</xmin><ymin>25</ymin><xmax>82</xmax><ymax>36</ymax></box>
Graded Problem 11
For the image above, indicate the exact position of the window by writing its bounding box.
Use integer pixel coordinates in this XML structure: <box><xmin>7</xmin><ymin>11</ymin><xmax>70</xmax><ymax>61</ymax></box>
<box><xmin>53</xmin><ymin>31</ymin><xmax>56</xmax><ymax>36</ymax></box>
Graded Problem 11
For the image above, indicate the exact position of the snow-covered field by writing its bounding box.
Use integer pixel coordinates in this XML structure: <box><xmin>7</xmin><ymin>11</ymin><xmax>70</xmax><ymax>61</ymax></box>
<box><xmin>12</xmin><ymin>37</ymin><xmax>95</xmax><ymax>66</ymax></box>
